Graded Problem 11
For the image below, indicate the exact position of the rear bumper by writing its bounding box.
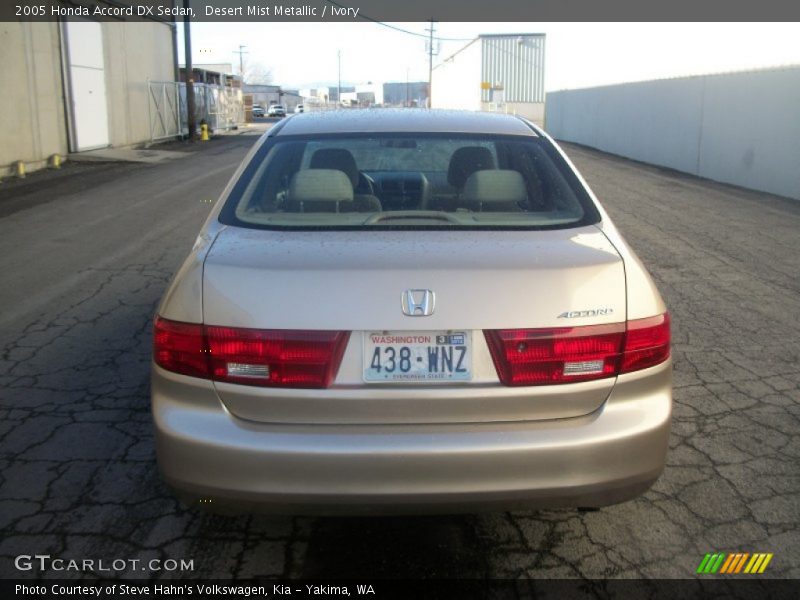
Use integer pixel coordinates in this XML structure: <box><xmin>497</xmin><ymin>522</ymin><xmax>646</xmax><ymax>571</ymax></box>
<box><xmin>152</xmin><ymin>361</ymin><xmax>671</xmax><ymax>514</ymax></box>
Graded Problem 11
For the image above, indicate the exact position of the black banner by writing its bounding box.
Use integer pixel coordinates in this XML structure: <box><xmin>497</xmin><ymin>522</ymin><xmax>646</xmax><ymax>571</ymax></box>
<box><xmin>3</xmin><ymin>579</ymin><xmax>800</xmax><ymax>600</ymax></box>
<box><xmin>4</xmin><ymin>0</ymin><xmax>800</xmax><ymax>22</ymax></box>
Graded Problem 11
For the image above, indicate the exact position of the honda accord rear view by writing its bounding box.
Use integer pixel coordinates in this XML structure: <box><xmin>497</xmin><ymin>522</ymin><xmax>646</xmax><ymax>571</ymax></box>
<box><xmin>152</xmin><ymin>109</ymin><xmax>671</xmax><ymax>514</ymax></box>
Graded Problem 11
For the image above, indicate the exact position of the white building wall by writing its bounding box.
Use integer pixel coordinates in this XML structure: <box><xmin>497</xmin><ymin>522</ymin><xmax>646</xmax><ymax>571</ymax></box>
<box><xmin>698</xmin><ymin>68</ymin><xmax>800</xmax><ymax>198</ymax></box>
<box><xmin>545</xmin><ymin>67</ymin><xmax>800</xmax><ymax>201</ymax></box>
<box><xmin>0</xmin><ymin>22</ymin><xmax>69</xmax><ymax>172</ymax></box>
<box><xmin>546</xmin><ymin>78</ymin><xmax>705</xmax><ymax>174</ymax></box>
<box><xmin>104</xmin><ymin>21</ymin><xmax>175</xmax><ymax>149</ymax></box>
<box><xmin>431</xmin><ymin>39</ymin><xmax>482</xmax><ymax>111</ymax></box>
<box><xmin>482</xmin><ymin>101</ymin><xmax>545</xmax><ymax>126</ymax></box>
<box><xmin>1</xmin><ymin>19</ymin><xmax>176</xmax><ymax>174</ymax></box>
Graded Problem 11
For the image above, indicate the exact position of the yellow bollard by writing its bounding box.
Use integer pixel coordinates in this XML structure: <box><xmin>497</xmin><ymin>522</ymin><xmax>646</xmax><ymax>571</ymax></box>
<box><xmin>14</xmin><ymin>160</ymin><xmax>26</xmax><ymax>178</ymax></box>
<box><xmin>49</xmin><ymin>154</ymin><xmax>62</xmax><ymax>169</ymax></box>
<box><xmin>200</xmin><ymin>123</ymin><xmax>209</xmax><ymax>141</ymax></box>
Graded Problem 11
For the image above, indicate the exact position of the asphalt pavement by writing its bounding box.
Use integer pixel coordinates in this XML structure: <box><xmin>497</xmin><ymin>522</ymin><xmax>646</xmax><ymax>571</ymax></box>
<box><xmin>0</xmin><ymin>133</ymin><xmax>797</xmax><ymax>580</ymax></box>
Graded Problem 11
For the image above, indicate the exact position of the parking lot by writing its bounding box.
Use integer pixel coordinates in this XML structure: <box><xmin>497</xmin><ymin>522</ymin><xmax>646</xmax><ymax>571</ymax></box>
<box><xmin>0</xmin><ymin>130</ymin><xmax>797</xmax><ymax>580</ymax></box>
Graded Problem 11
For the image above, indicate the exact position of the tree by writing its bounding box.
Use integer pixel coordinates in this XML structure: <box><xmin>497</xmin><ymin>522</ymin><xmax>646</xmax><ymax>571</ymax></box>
<box><xmin>240</xmin><ymin>59</ymin><xmax>273</xmax><ymax>85</ymax></box>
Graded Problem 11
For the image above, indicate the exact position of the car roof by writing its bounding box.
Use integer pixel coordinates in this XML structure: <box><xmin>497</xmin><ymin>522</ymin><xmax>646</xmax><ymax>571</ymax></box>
<box><xmin>272</xmin><ymin>109</ymin><xmax>539</xmax><ymax>137</ymax></box>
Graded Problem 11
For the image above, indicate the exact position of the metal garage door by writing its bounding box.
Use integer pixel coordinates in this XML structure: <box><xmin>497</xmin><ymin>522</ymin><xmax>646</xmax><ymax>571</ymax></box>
<box><xmin>64</xmin><ymin>20</ymin><xmax>110</xmax><ymax>151</ymax></box>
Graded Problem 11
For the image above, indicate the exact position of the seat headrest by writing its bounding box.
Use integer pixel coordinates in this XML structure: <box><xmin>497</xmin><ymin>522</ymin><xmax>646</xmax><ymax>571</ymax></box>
<box><xmin>462</xmin><ymin>170</ymin><xmax>527</xmax><ymax>210</ymax></box>
<box><xmin>447</xmin><ymin>146</ymin><xmax>497</xmax><ymax>189</ymax></box>
<box><xmin>289</xmin><ymin>169</ymin><xmax>354</xmax><ymax>204</ymax></box>
<box><xmin>309</xmin><ymin>148</ymin><xmax>359</xmax><ymax>188</ymax></box>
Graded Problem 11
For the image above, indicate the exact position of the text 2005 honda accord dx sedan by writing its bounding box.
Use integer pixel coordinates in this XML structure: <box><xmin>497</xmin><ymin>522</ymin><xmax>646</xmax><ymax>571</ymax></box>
<box><xmin>152</xmin><ymin>109</ymin><xmax>671</xmax><ymax>514</ymax></box>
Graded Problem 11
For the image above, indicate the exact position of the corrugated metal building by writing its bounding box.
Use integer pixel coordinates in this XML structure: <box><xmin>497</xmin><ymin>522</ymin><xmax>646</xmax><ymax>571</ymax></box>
<box><xmin>431</xmin><ymin>33</ymin><xmax>546</xmax><ymax>125</ymax></box>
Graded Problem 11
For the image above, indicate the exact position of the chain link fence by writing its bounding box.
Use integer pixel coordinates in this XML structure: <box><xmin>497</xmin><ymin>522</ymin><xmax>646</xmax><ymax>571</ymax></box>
<box><xmin>148</xmin><ymin>80</ymin><xmax>244</xmax><ymax>143</ymax></box>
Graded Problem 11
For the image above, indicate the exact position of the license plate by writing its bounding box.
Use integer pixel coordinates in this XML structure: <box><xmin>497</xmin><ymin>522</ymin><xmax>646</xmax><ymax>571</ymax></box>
<box><xmin>363</xmin><ymin>331</ymin><xmax>472</xmax><ymax>383</ymax></box>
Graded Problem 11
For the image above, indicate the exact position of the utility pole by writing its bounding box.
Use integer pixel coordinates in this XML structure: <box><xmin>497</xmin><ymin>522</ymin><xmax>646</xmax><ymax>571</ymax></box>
<box><xmin>426</xmin><ymin>19</ymin><xmax>436</xmax><ymax>108</ymax></box>
<box><xmin>233</xmin><ymin>45</ymin><xmax>248</xmax><ymax>80</ymax></box>
<box><xmin>169</xmin><ymin>0</ymin><xmax>180</xmax><ymax>83</ymax></box>
<box><xmin>337</xmin><ymin>50</ymin><xmax>341</xmax><ymax>108</ymax></box>
<box><xmin>183</xmin><ymin>0</ymin><xmax>196</xmax><ymax>141</ymax></box>
<box><xmin>406</xmin><ymin>67</ymin><xmax>409</xmax><ymax>107</ymax></box>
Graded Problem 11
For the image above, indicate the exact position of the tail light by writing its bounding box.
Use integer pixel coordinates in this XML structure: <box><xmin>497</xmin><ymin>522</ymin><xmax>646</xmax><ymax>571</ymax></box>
<box><xmin>620</xmin><ymin>313</ymin><xmax>671</xmax><ymax>373</ymax></box>
<box><xmin>153</xmin><ymin>316</ymin><xmax>349</xmax><ymax>388</ymax></box>
<box><xmin>484</xmin><ymin>323</ymin><xmax>625</xmax><ymax>386</ymax></box>
<box><xmin>153</xmin><ymin>318</ymin><xmax>208</xmax><ymax>379</ymax></box>
<box><xmin>206</xmin><ymin>326</ymin><xmax>350</xmax><ymax>388</ymax></box>
<box><xmin>484</xmin><ymin>313</ymin><xmax>670</xmax><ymax>386</ymax></box>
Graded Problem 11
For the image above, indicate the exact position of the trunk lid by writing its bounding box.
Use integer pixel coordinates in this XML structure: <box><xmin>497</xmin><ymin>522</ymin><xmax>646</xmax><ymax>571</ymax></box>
<box><xmin>203</xmin><ymin>226</ymin><xmax>626</xmax><ymax>424</ymax></box>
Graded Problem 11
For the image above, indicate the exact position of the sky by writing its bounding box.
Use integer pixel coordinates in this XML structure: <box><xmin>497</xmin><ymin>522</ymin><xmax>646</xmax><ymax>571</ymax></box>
<box><xmin>179</xmin><ymin>22</ymin><xmax>800</xmax><ymax>91</ymax></box>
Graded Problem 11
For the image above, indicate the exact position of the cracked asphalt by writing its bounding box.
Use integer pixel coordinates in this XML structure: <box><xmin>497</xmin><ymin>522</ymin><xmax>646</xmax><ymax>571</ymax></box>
<box><xmin>0</xmin><ymin>132</ymin><xmax>798</xmax><ymax>581</ymax></box>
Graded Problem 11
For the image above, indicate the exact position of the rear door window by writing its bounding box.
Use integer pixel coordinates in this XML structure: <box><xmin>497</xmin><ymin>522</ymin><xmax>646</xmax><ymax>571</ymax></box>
<box><xmin>221</xmin><ymin>133</ymin><xmax>599</xmax><ymax>230</ymax></box>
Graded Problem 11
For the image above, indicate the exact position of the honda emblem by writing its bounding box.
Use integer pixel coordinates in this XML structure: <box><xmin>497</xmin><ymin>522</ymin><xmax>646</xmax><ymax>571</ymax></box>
<box><xmin>402</xmin><ymin>289</ymin><xmax>435</xmax><ymax>317</ymax></box>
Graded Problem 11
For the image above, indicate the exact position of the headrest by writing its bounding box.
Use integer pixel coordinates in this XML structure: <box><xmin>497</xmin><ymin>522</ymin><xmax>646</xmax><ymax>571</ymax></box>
<box><xmin>462</xmin><ymin>170</ymin><xmax>527</xmax><ymax>209</ymax></box>
<box><xmin>447</xmin><ymin>146</ymin><xmax>497</xmax><ymax>188</ymax></box>
<box><xmin>288</xmin><ymin>169</ymin><xmax>354</xmax><ymax>204</ymax></box>
<box><xmin>310</xmin><ymin>148</ymin><xmax>359</xmax><ymax>188</ymax></box>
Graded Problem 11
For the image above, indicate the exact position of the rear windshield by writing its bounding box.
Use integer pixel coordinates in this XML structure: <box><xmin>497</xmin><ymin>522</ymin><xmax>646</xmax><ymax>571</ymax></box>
<box><xmin>219</xmin><ymin>133</ymin><xmax>600</xmax><ymax>230</ymax></box>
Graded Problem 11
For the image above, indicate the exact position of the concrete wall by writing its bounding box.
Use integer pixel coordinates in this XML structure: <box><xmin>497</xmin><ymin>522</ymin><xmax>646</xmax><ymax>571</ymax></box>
<box><xmin>545</xmin><ymin>67</ymin><xmax>800</xmax><ymax>200</ymax></box>
<box><xmin>0</xmin><ymin>22</ymin><xmax>69</xmax><ymax>172</ymax></box>
<box><xmin>1</xmin><ymin>20</ymin><xmax>175</xmax><ymax>176</ymax></box>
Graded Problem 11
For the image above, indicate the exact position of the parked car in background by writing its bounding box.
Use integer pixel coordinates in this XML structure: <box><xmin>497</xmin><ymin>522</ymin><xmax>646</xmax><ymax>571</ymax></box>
<box><xmin>251</xmin><ymin>104</ymin><xmax>265</xmax><ymax>118</ymax></box>
<box><xmin>152</xmin><ymin>109</ymin><xmax>672</xmax><ymax>514</ymax></box>
<box><xmin>295</xmin><ymin>104</ymin><xmax>305</xmax><ymax>114</ymax></box>
<box><xmin>268</xmin><ymin>105</ymin><xmax>286</xmax><ymax>117</ymax></box>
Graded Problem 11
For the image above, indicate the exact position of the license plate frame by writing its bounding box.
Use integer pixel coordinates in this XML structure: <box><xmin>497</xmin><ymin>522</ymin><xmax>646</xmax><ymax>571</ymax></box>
<box><xmin>362</xmin><ymin>330</ymin><xmax>472</xmax><ymax>383</ymax></box>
